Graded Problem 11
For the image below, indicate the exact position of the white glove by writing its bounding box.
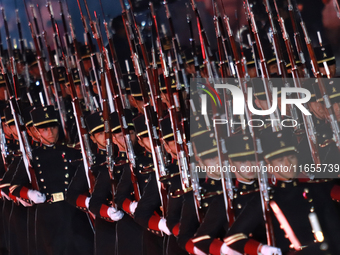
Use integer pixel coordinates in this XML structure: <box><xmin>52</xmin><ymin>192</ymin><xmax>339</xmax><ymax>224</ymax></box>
<box><xmin>27</xmin><ymin>190</ymin><xmax>46</xmax><ymax>204</ymax></box>
<box><xmin>107</xmin><ymin>207</ymin><xmax>124</xmax><ymax>221</ymax></box>
<box><xmin>129</xmin><ymin>201</ymin><xmax>138</xmax><ymax>214</ymax></box>
<box><xmin>85</xmin><ymin>197</ymin><xmax>90</xmax><ymax>209</ymax></box>
<box><xmin>193</xmin><ymin>247</ymin><xmax>207</xmax><ymax>255</ymax></box>
<box><xmin>259</xmin><ymin>245</ymin><xmax>282</xmax><ymax>255</ymax></box>
<box><xmin>220</xmin><ymin>243</ymin><xmax>242</xmax><ymax>255</ymax></box>
<box><xmin>158</xmin><ymin>218</ymin><xmax>171</xmax><ymax>235</ymax></box>
<box><xmin>17</xmin><ymin>198</ymin><xmax>32</xmax><ymax>207</ymax></box>
<box><xmin>1</xmin><ymin>190</ymin><xmax>10</xmax><ymax>200</ymax></box>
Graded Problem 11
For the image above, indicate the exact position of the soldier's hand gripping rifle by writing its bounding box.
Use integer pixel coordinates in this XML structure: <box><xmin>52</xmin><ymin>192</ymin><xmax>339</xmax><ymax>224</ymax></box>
<box><xmin>293</xmin><ymin>0</ymin><xmax>340</xmax><ymax>152</ymax></box>
<box><xmin>273</xmin><ymin>0</ymin><xmax>321</xmax><ymax>165</ymax></box>
<box><xmin>55</xmin><ymin>22</ymin><xmax>96</xmax><ymax>192</ymax></box>
<box><xmin>23</xmin><ymin>1</ymin><xmax>54</xmax><ymax>107</ymax></box>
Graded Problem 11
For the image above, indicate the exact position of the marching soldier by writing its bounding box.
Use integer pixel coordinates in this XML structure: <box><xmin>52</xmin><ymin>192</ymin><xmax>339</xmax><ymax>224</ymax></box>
<box><xmin>225</xmin><ymin>129</ymin><xmax>340</xmax><ymax>254</ymax></box>
<box><xmin>10</xmin><ymin>106</ymin><xmax>94</xmax><ymax>255</ymax></box>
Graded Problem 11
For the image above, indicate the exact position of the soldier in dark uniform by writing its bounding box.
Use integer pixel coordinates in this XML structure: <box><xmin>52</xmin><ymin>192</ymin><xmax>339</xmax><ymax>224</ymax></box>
<box><xmin>127</xmin><ymin>113</ymin><xmax>166</xmax><ymax>255</ymax></box>
<box><xmin>225</xmin><ymin>129</ymin><xmax>340</xmax><ymax>255</ymax></box>
<box><xmin>89</xmin><ymin>109</ymin><xmax>143</xmax><ymax>255</ymax></box>
<box><xmin>10</xmin><ymin>106</ymin><xmax>94</xmax><ymax>255</ymax></box>
<box><xmin>66</xmin><ymin>111</ymin><xmax>117</xmax><ymax>255</ymax></box>
<box><xmin>0</xmin><ymin>106</ymin><xmax>21</xmax><ymax>255</ymax></box>
<box><xmin>314</xmin><ymin>44</ymin><xmax>336</xmax><ymax>78</ymax></box>
<box><xmin>190</xmin><ymin>133</ymin><xmax>266</xmax><ymax>255</ymax></box>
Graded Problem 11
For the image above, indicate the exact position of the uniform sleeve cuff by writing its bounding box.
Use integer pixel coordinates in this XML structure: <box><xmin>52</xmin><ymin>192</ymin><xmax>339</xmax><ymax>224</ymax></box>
<box><xmin>19</xmin><ymin>186</ymin><xmax>30</xmax><ymax>200</ymax></box>
<box><xmin>122</xmin><ymin>199</ymin><xmax>132</xmax><ymax>214</ymax></box>
<box><xmin>172</xmin><ymin>223</ymin><xmax>180</xmax><ymax>236</ymax></box>
<box><xmin>244</xmin><ymin>239</ymin><xmax>261</xmax><ymax>255</ymax></box>
<box><xmin>209</xmin><ymin>239</ymin><xmax>224</xmax><ymax>255</ymax></box>
<box><xmin>100</xmin><ymin>204</ymin><xmax>110</xmax><ymax>218</ymax></box>
<box><xmin>76</xmin><ymin>195</ymin><xmax>88</xmax><ymax>208</ymax></box>
<box><xmin>331</xmin><ymin>185</ymin><xmax>340</xmax><ymax>201</ymax></box>
<box><xmin>185</xmin><ymin>239</ymin><xmax>195</xmax><ymax>254</ymax></box>
<box><xmin>148</xmin><ymin>215</ymin><xmax>161</xmax><ymax>231</ymax></box>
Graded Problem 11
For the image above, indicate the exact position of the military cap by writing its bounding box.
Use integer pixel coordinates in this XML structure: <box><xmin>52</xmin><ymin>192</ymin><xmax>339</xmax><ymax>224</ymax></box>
<box><xmin>160</xmin><ymin>115</ymin><xmax>174</xmax><ymax>141</ymax></box>
<box><xmin>86</xmin><ymin>111</ymin><xmax>104</xmax><ymax>134</ymax></box>
<box><xmin>47</xmin><ymin>66</ymin><xmax>67</xmax><ymax>86</ymax></box>
<box><xmin>226</xmin><ymin>133</ymin><xmax>255</xmax><ymax>160</ymax></box>
<box><xmin>283</xmin><ymin>50</ymin><xmax>300</xmax><ymax>68</ymax></box>
<box><xmin>317</xmin><ymin>123</ymin><xmax>334</xmax><ymax>148</ymax></box>
<box><xmin>193</xmin><ymin>131</ymin><xmax>218</xmax><ymax>159</ymax></box>
<box><xmin>26</xmin><ymin>49</ymin><xmax>38</xmax><ymax>67</ymax></box>
<box><xmin>252</xmin><ymin>78</ymin><xmax>282</xmax><ymax>100</ymax></box>
<box><xmin>122</xmin><ymin>73</ymin><xmax>133</xmax><ymax>95</ymax></box>
<box><xmin>243</xmin><ymin>48</ymin><xmax>255</xmax><ymax>67</ymax></box>
<box><xmin>190</xmin><ymin>114</ymin><xmax>211</xmax><ymax>140</ymax></box>
<box><xmin>130</xmin><ymin>79</ymin><xmax>143</xmax><ymax>101</ymax></box>
<box><xmin>80</xmin><ymin>44</ymin><xmax>94</xmax><ymax>60</ymax></box>
<box><xmin>263</xmin><ymin>45</ymin><xmax>276</xmax><ymax>65</ymax></box>
<box><xmin>23</xmin><ymin>105</ymin><xmax>35</xmax><ymax>127</ymax></box>
<box><xmin>109</xmin><ymin>109</ymin><xmax>134</xmax><ymax>133</ymax></box>
<box><xmin>303</xmin><ymin>78</ymin><xmax>322</xmax><ymax>102</ymax></box>
<box><xmin>30</xmin><ymin>105</ymin><xmax>59</xmax><ymax>128</ymax></box>
<box><xmin>4</xmin><ymin>106</ymin><xmax>14</xmax><ymax>126</ymax></box>
<box><xmin>65</xmin><ymin>68</ymin><xmax>81</xmax><ymax>86</ymax></box>
<box><xmin>183</xmin><ymin>46</ymin><xmax>204</xmax><ymax>67</ymax></box>
<box><xmin>326</xmin><ymin>78</ymin><xmax>340</xmax><ymax>103</ymax></box>
<box><xmin>159</xmin><ymin>73</ymin><xmax>178</xmax><ymax>93</ymax></box>
<box><xmin>13</xmin><ymin>49</ymin><xmax>22</xmax><ymax>62</ymax></box>
<box><xmin>314</xmin><ymin>44</ymin><xmax>335</xmax><ymax>67</ymax></box>
<box><xmin>260</xmin><ymin>129</ymin><xmax>297</xmax><ymax>160</ymax></box>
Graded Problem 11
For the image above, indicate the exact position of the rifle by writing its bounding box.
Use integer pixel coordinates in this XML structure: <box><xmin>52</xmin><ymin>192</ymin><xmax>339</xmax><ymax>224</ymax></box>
<box><xmin>121</xmin><ymin>1</ymin><xmax>168</xmax><ymax>206</ymax></box>
<box><xmin>96</xmin><ymin>0</ymin><xmax>130</xmax><ymax>110</ymax></box>
<box><xmin>0</xmin><ymin>23</ymin><xmax>38</xmax><ymax>190</ymax></box>
<box><xmin>55</xmin><ymin>21</ymin><xmax>96</xmax><ymax>192</ymax></box>
<box><xmin>273</xmin><ymin>1</ymin><xmax>321</xmax><ymax>165</ymax></box>
<box><xmin>59</xmin><ymin>1</ymin><xmax>95</xmax><ymax>113</ymax></box>
<box><xmin>287</xmin><ymin>0</ymin><xmax>309</xmax><ymax>78</ymax></box>
<box><xmin>190</xmin><ymin>0</ymin><xmax>219</xmax><ymax>81</ymax></box>
<box><xmin>218</xmin><ymin>3</ymin><xmax>276</xmax><ymax>244</ymax></box>
<box><xmin>99</xmin><ymin>55</ymin><xmax>116</xmax><ymax>206</ymax></box>
<box><xmin>293</xmin><ymin>0</ymin><xmax>340</xmax><ymax>152</ymax></box>
<box><xmin>83</xmin><ymin>0</ymin><xmax>141</xmax><ymax>201</ymax></box>
<box><xmin>23</xmin><ymin>2</ymin><xmax>54</xmax><ymax>107</ymax></box>
<box><xmin>243</xmin><ymin>0</ymin><xmax>281</xmax><ymax>132</ymax></box>
<box><xmin>32</xmin><ymin>3</ymin><xmax>70</xmax><ymax>143</ymax></box>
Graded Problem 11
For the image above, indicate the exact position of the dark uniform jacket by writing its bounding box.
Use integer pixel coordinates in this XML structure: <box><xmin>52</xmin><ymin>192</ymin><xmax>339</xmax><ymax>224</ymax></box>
<box><xmin>226</xmin><ymin>179</ymin><xmax>340</xmax><ymax>255</ymax></box>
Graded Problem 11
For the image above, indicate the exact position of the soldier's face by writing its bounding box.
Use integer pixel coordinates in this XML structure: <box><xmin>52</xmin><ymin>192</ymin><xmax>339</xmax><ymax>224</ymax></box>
<box><xmin>37</xmin><ymin>125</ymin><xmax>59</xmax><ymax>145</ymax></box>
<box><xmin>92</xmin><ymin>131</ymin><xmax>106</xmax><ymax>150</ymax></box>
<box><xmin>203</xmin><ymin>156</ymin><xmax>221</xmax><ymax>179</ymax></box>
<box><xmin>8</xmin><ymin>125</ymin><xmax>18</xmax><ymax>140</ymax></box>
<box><xmin>2</xmin><ymin>122</ymin><xmax>13</xmax><ymax>139</ymax></box>
<box><xmin>0</xmin><ymin>87</ymin><xmax>6</xmax><ymax>101</ymax></box>
<box><xmin>332</xmin><ymin>102</ymin><xmax>340</xmax><ymax>122</ymax></box>
<box><xmin>27</xmin><ymin>126</ymin><xmax>41</xmax><ymax>142</ymax></box>
<box><xmin>232</xmin><ymin>160</ymin><xmax>257</xmax><ymax>182</ymax></box>
<box><xmin>309</xmin><ymin>101</ymin><xmax>326</xmax><ymax>120</ymax></box>
<box><xmin>138</xmin><ymin>137</ymin><xmax>151</xmax><ymax>153</ymax></box>
<box><xmin>319</xmin><ymin>64</ymin><xmax>336</xmax><ymax>78</ymax></box>
<box><xmin>113</xmin><ymin>130</ymin><xmax>137</xmax><ymax>151</ymax></box>
<box><xmin>269</xmin><ymin>153</ymin><xmax>298</xmax><ymax>180</ymax></box>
